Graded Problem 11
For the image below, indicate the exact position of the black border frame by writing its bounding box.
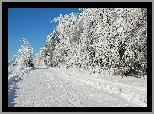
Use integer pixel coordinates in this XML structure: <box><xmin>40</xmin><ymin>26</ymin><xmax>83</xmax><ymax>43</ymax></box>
<box><xmin>3</xmin><ymin>2</ymin><xmax>152</xmax><ymax>112</ymax></box>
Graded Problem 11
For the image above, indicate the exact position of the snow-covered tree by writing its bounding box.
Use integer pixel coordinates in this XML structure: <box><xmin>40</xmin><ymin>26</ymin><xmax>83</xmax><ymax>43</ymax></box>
<box><xmin>45</xmin><ymin>8</ymin><xmax>147</xmax><ymax>77</ymax></box>
<box><xmin>15</xmin><ymin>38</ymin><xmax>34</xmax><ymax>67</ymax></box>
<box><xmin>33</xmin><ymin>46</ymin><xmax>51</xmax><ymax>67</ymax></box>
<box><xmin>46</xmin><ymin>30</ymin><xmax>60</xmax><ymax>67</ymax></box>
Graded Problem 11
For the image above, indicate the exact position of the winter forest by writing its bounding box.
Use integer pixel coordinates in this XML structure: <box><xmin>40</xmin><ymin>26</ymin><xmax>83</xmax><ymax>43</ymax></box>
<box><xmin>9</xmin><ymin>8</ymin><xmax>147</xmax><ymax>78</ymax></box>
<box><xmin>8</xmin><ymin>8</ymin><xmax>148</xmax><ymax>107</ymax></box>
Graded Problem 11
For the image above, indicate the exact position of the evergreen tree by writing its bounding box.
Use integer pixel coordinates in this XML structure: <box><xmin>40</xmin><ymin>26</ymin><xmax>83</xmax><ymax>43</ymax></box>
<box><xmin>15</xmin><ymin>38</ymin><xmax>34</xmax><ymax>67</ymax></box>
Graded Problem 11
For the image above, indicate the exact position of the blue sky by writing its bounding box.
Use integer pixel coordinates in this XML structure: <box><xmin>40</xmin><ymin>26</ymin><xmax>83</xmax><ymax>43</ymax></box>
<box><xmin>8</xmin><ymin>8</ymin><xmax>82</xmax><ymax>61</ymax></box>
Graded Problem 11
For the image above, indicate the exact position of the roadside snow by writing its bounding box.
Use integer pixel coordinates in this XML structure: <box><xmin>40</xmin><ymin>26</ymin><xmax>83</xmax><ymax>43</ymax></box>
<box><xmin>58</xmin><ymin>67</ymin><xmax>147</xmax><ymax>107</ymax></box>
<box><xmin>8</xmin><ymin>66</ymin><xmax>147</xmax><ymax>107</ymax></box>
<box><xmin>8</xmin><ymin>66</ymin><xmax>34</xmax><ymax>107</ymax></box>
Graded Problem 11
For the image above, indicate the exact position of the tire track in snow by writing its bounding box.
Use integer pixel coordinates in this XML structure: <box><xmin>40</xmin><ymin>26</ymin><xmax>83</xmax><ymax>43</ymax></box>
<box><xmin>59</xmin><ymin>68</ymin><xmax>147</xmax><ymax>107</ymax></box>
<box><xmin>13</xmin><ymin>67</ymin><xmax>146</xmax><ymax>107</ymax></box>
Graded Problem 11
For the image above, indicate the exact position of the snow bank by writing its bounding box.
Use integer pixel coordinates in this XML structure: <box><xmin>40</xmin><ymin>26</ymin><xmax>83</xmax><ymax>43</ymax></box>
<box><xmin>34</xmin><ymin>66</ymin><xmax>49</xmax><ymax>69</ymax></box>
<box><xmin>8</xmin><ymin>66</ymin><xmax>34</xmax><ymax>107</ymax></box>
<box><xmin>58</xmin><ymin>67</ymin><xmax>147</xmax><ymax>107</ymax></box>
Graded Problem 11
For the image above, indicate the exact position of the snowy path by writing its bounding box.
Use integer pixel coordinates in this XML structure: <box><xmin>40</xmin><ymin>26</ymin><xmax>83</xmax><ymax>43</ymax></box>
<box><xmin>8</xmin><ymin>66</ymin><xmax>147</xmax><ymax>107</ymax></box>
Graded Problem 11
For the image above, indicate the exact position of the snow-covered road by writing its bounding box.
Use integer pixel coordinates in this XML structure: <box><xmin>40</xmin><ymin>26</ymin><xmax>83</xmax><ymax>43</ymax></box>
<box><xmin>8</xmin><ymin>66</ymin><xmax>147</xmax><ymax>107</ymax></box>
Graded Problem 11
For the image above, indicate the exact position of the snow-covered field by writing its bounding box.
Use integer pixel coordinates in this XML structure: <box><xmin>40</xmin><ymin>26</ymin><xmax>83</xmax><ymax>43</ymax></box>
<box><xmin>8</xmin><ymin>66</ymin><xmax>147</xmax><ymax>107</ymax></box>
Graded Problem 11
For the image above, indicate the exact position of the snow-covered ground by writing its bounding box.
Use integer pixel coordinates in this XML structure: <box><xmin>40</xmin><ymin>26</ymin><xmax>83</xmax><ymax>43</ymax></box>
<box><xmin>8</xmin><ymin>66</ymin><xmax>35</xmax><ymax>107</ymax></box>
<box><xmin>8</xmin><ymin>66</ymin><xmax>147</xmax><ymax>107</ymax></box>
